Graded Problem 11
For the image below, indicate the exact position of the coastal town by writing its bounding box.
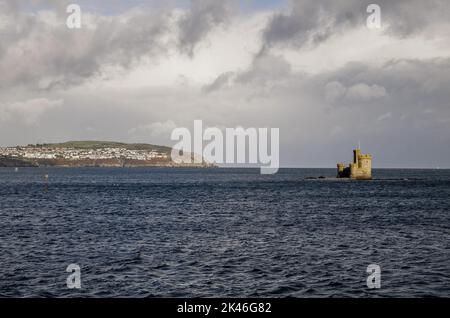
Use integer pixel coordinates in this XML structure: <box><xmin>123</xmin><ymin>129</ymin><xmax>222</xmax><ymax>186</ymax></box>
<box><xmin>0</xmin><ymin>146</ymin><xmax>168</xmax><ymax>161</ymax></box>
<box><xmin>0</xmin><ymin>141</ymin><xmax>214</xmax><ymax>168</ymax></box>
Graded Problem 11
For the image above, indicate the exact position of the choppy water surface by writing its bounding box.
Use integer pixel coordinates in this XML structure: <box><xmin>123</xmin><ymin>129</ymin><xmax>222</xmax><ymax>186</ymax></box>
<box><xmin>0</xmin><ymin>168</ymin><xmax>449</xmax><ymax>297</ymax></box>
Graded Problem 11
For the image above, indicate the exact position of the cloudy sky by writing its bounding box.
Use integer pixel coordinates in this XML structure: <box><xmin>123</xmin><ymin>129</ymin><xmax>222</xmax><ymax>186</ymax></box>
<box><xmin>0</xmin><ymin>0</ymin><xmax>449</xmax><ymax>167</ymax></box>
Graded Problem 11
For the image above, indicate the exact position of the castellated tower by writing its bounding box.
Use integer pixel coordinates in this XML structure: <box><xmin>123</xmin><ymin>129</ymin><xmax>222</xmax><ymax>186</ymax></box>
<box><xmin>337</xmin><ymin>148</ymin><xmax>372</xmax><ymax>180</ymax></box>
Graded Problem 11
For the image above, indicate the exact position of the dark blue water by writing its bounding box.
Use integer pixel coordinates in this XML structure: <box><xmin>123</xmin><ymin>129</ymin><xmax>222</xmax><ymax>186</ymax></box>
<box><xmin>0</xmin><ymin>168</ymin><xmax>449</xmax><ymax>297</ymax></box>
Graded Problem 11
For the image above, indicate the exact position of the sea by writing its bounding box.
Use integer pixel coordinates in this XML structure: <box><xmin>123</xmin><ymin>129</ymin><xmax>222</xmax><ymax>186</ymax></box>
<box><xmin>0</xmin><ymin>168</ymin><xmax>449</xmax><ymax>297</ymax></box>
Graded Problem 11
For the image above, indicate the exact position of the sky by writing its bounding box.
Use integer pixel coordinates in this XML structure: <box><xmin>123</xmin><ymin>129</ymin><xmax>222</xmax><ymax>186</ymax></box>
<box><xmin>0</xmin><ymin>0</ymin><xmax>449</xmax><ymax>168</ymax></box>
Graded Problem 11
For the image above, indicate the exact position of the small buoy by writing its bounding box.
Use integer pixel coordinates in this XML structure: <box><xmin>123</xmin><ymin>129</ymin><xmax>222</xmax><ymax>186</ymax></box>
<box><xmin>44</xmin><ymin>174</ymin><xmax>49</xmax><ymax>192</ymax></box>
<box><xmin>14</xmin><ymin>167</ymin><xmax>19</xmax><ymax>172</ymax></box>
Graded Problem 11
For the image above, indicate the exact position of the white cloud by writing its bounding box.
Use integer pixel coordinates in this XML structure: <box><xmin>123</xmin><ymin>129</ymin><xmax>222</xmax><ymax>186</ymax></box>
<box><xmin>377</xmin><ymin>112</ymin><xmax>392</xmax><ymax>121</ymax></box>
<box><xmin>0</xmin><ymin>98</ymin><xmax>63</xmax><ymax>125</ymax></box>
<box><xmin>325</xmin><ymin>81</ymin><xmax>387</xmax><ymax>103</ymax></box>
<box><xmin>345</xmin><ymin>83</ymin><xmax>387</xmax><ymax>101</ymax></box>
<box><xmin>129</xmin><ymin>120</ymin><xmax>177</xmax><ymax>137</ymax></box>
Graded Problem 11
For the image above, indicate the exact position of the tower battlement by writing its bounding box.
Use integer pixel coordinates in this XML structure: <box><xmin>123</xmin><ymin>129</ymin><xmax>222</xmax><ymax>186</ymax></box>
<box><xmin>358</xmin><ymin>154</ymin><xmax>372</xmax><ymax>160</ymax></box>
<box><xmin>337</xmin><ymin>148</ymin><xmax>372</xmax><ymax>180</ymax></box>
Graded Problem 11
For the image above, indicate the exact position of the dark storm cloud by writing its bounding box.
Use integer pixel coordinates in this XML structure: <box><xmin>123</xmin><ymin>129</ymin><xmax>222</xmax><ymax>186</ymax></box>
<box><xmin>178</xmin><ymin>0</ymin><xmax>234</xmax><ymax>56</ymax></box>
<box><xmin>263</xmin><ymin>0</ymin><xmax>364</xmax><ymax>48</ymax></box>
<box><xmin>0</xmin><ymin>7</ymin><xmax>173</xmax><ymax>90</ymax></box>
<box><xmin>0</xmin><ymin>0</ymin><xmax>233</xmax><ymax>90</ymax></box>
<box><xmin>262</xmin><ymin>0</ymin><xmax>450</xmax><ymax>49</ymax></box>
<box><xmin>202</xmin><ymin>53</ymin><xmax>293</xmax><ymax>93</ymax></box>
<box><xmin>235</xmin><ymin>53</ymin><xmax>292</xmax><ymax>84</ymax></box>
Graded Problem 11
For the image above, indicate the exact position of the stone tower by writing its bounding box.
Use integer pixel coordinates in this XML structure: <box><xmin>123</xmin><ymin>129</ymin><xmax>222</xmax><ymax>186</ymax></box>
<box><xmin>337</xmin><ymin>148</ymin><xmax>372</xmax><ymax>180</ymax></box>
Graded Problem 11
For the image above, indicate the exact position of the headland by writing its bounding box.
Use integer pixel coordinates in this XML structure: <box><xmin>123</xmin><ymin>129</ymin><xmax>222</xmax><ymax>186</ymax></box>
<box><xmin>0</xmin><ymin>141</ymin><xmax>214</xmax><ymax>168</ymax></box>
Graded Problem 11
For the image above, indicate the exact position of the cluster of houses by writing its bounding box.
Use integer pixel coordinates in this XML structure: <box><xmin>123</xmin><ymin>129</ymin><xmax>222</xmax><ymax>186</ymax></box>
<box><xmin>0</xmin><ymin>147</ymin><xmax>168</xmax><ymax>161</ymax></box>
